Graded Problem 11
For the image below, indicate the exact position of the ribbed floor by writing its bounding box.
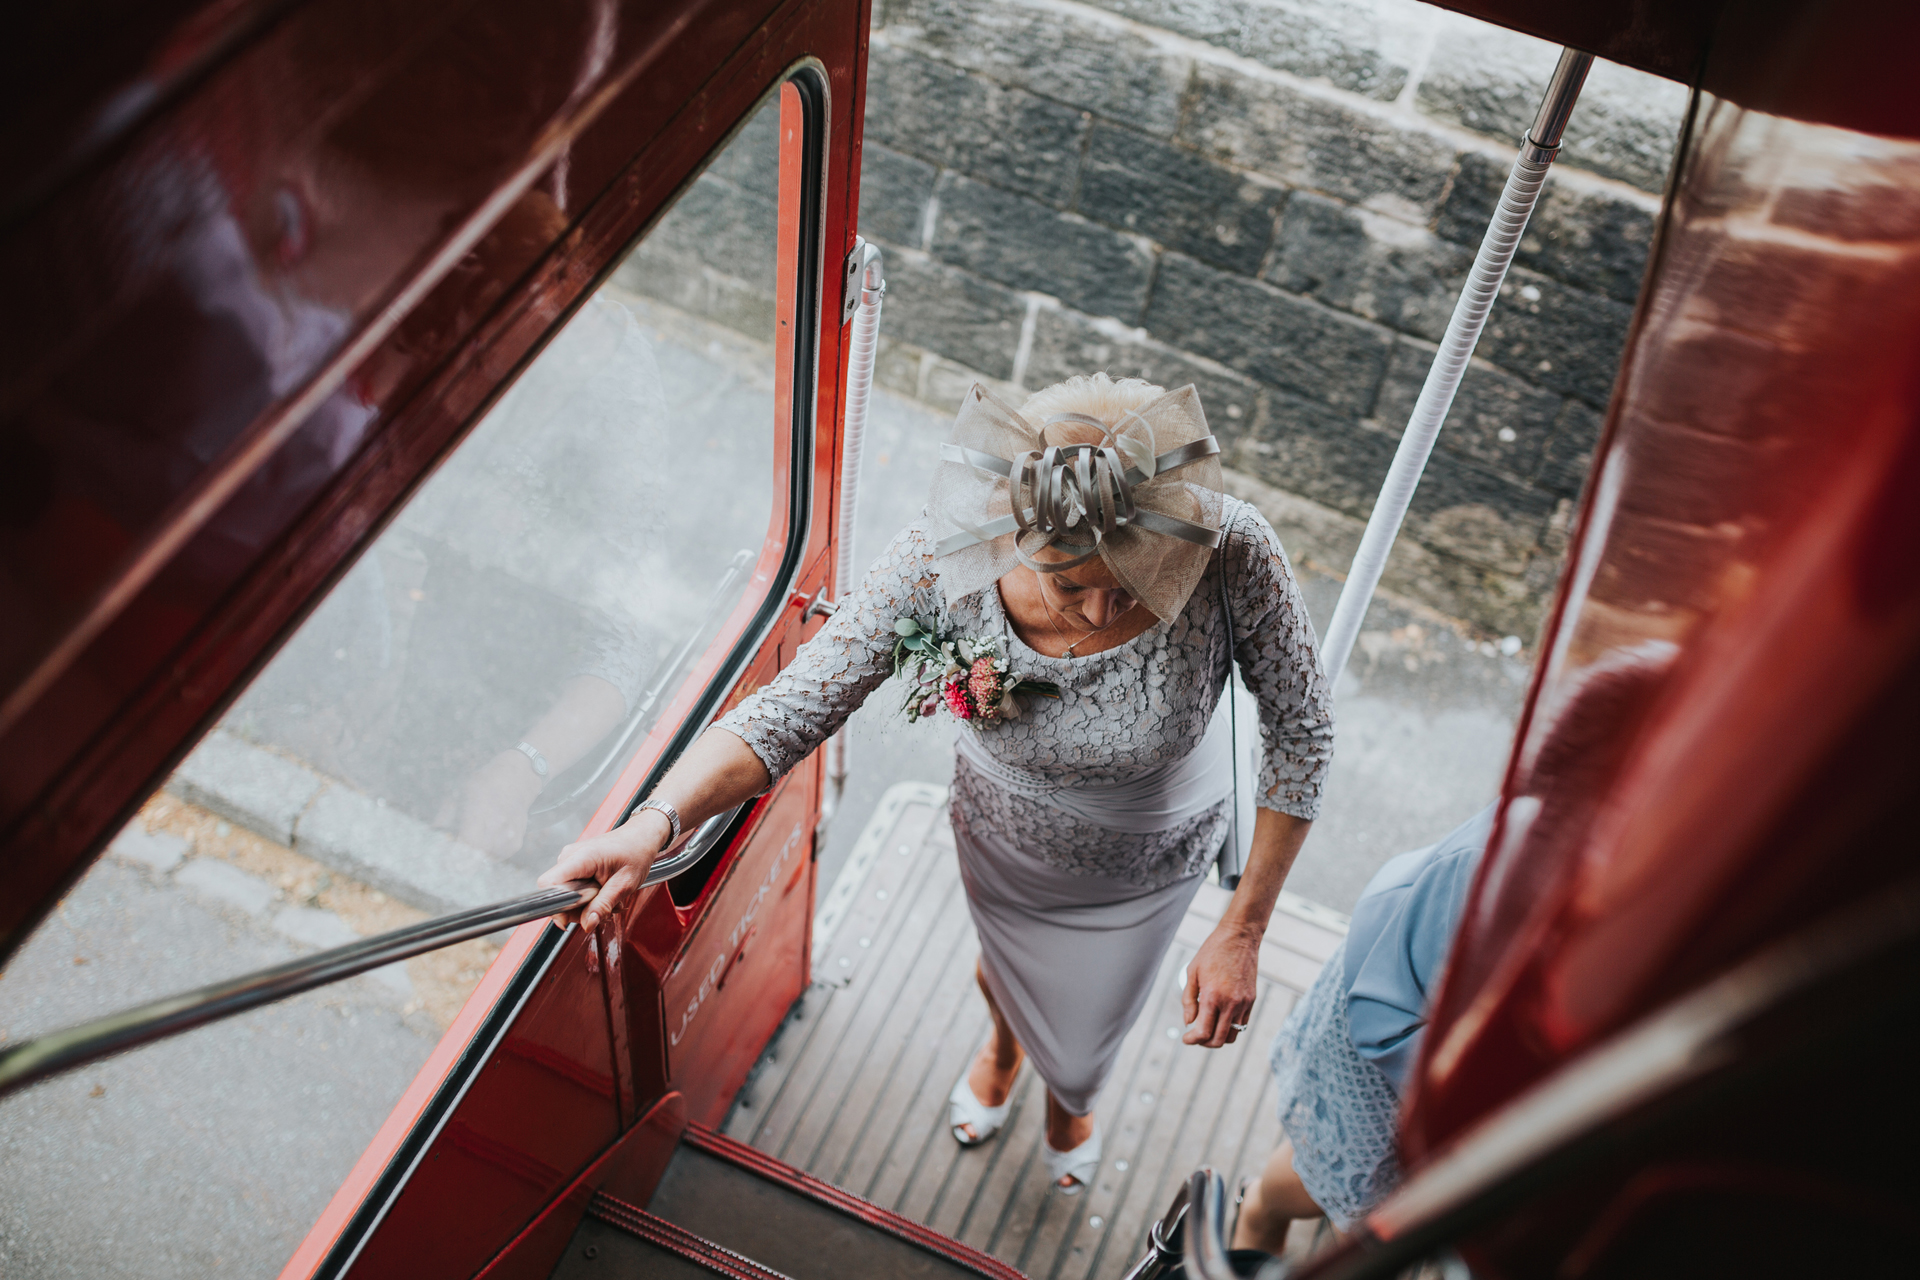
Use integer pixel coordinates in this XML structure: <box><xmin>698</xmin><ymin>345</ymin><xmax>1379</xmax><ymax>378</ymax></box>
<box><xmin>722</xmin><ymin>788</ymin><xmax>1347</xmax><ymax>1279</ymax></box>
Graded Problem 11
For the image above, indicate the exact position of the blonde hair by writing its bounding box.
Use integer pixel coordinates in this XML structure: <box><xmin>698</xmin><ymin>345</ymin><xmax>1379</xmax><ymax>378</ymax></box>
<box><xmin>1018</xmin><ymin>372</ymin><xmax>1166</xmax><ymax>430</ymax></box>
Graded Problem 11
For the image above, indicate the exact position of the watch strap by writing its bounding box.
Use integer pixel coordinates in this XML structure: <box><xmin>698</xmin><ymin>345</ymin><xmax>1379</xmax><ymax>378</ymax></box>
<box><xmin>637</xmin><ymin>798</ymin><xmax>682</xmax><ymax>846</ymax></box>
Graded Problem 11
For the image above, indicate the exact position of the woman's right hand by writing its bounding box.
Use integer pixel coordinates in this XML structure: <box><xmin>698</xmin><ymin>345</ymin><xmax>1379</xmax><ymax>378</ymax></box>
<box><xmin>538</xmin><ymin>807</ymin><xmax>675</xmax><ymax>934</ymax></box>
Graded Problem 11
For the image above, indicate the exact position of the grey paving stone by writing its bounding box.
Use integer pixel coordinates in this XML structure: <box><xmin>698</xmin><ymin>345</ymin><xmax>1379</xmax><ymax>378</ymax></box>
<box><xmin>1266</xmin><ymin>190</ymin><xmax>1471</xmax><ymax>340</ymax></box>
<box><xmin>865</xmin><ymin>42</ymin><xmax>1089</xmax><ymax>207</ymax></box>
<box><xmin>167</xmin><ymin>731</ymin><xmax>323</xmax><ymax>846</ymax></box>
<box><xmin>273</xmin><ymin>907</ymin><xmax>414</xmax><ymax>997</ymax></box>
<box><xmin>1180</xmin><ymin>63</ymin><xmax>1456</xmax><ymax>222</ymax></box>
<box><xmin>109</xmin><ymin>828</ymin><xmax>190</xmax><ymax>874</ymax></box>
<box><xmin>880</xmin><ymin>248</ymin><xmax>1028</xmax><ymax>382</ymax></box>
<box><xmin>881</xmin><ymin>0</ymin><xmax>1192</xmax><ymax>135</ymax></box>
<box><xmin>174</xmin><ymin>859</ymin><xmax>279</xmax><ymax>917</ymax></box>
<box><xmin>1021</xmin><ymin>304</ymin><xmax>1264</xmax><ymax>444</ymax></box>
<box><xmin>1079</xmin><ymin>0</ymin><xmax>1426</xmax><ymax>101</ymax></box>
<box><xmin>858</xmin><ymin>142</ymin><xmax>938</xmax><ymax>248</ymax></box>
<box><xmin>1474</xmin><ymin>266</ymin><xmax>1633</xmax><ymax>408</ymax></box>
<box><xmin>1372</xmin><ymin>336</ymin><xmax>1564</xmax><ymax>476</ymax></box>
<box><xmin>271</xmin><ymin>905</ymin><xmax>359</xmax><ymax>950</ymax></box>
<box><xmin>295</xmin><ymin>785</ymin><xmax>532</xmax><ymax>915</ymax></box>
<box><xmin>1145</xmin><ymin>252</ymin><xmax>1393</xmax><ymax>414</ymax></box>
<box><xmin>1076</xmin><ymin>124</ymin><xmax>1287</xmax><ymax>276</ymax></box>
<box><xmin>930</xmin><ymin>173</ymin><xmax>1156</xmax><ymax>322</ymax></box>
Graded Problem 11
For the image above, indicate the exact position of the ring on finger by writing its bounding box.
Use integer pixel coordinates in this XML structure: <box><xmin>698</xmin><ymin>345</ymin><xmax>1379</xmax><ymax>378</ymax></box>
<box><xmin>1230</xmin><ymin>1023</ymin><xmax>1249</xmax><ymax>1032</ymax></box>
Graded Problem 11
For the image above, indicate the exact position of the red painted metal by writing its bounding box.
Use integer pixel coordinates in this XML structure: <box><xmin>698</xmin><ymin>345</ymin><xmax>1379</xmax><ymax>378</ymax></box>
<box><xmin>680</xmin><ymin>1124</ymin><xmax>1033</xmax><ymax>1280</ymax></box>
<box><xmin>0</xmin><ymin>0</ymin><xmax>854</xmax><ymax>963</ymax></box>
<box><xmin>588</xmin><ymin>1195</ymin><xmax>794</xmax><ymax>1280</ymax></box>
<box><xmin>471</xmin><ymin>1091</ymin><xmax>690</xmax><ymax>1280</ymax></box>
<box><xmin>1393</xmin><ymin>18</ymin><xmax>1920</xmax><ymax>1269</ymax></box>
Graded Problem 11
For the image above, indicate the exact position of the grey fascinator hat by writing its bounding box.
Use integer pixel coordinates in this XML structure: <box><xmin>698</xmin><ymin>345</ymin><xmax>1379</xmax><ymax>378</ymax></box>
<box><xmin>928</xmin><ymin>381</ymin><xmax>1226</xmax><ymax>622</ymax></box>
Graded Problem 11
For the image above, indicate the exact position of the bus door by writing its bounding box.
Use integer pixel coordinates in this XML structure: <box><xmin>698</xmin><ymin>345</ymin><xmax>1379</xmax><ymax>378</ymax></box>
<box><xmin>0</xmin><ymin>0</ymin><xmax>873</xmax><ymax>1275</ymax></box>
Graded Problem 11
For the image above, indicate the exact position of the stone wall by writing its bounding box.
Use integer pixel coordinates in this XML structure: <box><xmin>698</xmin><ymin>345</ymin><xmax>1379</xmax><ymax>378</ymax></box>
<box><xmin>853</xmin><ymin>0</ymin><xmax>1687</xmax><ymax>637</ymax></box>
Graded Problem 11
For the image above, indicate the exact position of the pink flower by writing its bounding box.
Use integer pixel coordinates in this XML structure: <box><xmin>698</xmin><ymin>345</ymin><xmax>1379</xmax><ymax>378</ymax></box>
<box><xmin>967</xmin><ymin>656</ymin><xmax>1003</xmax><ymax>714</ymax></box>
<box><xmin>943</xmin><ymin>679</ymin><xmax>973</xmax><ymax>719</ymax></box>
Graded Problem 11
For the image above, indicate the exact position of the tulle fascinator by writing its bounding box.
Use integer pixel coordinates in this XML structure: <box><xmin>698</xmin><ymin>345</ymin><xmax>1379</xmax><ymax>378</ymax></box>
<box><xmin>928</xmin><ymin>382</ymin><xmax>1225</xmax><ymax>621</ymax></box>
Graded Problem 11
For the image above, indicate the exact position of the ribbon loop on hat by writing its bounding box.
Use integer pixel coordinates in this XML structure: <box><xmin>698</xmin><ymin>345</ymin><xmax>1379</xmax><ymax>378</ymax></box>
<box><xmin>929</xmin><ymin>382</ymin><xmax>1227</xmax><ymax>620</ymax></box>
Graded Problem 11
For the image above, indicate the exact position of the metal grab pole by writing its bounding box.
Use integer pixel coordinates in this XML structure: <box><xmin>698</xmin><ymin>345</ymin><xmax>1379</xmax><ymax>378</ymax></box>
<box><xmin>819</xmin><ymin>239</ymin><xmax>885</xmax><ymax>829</ymax></box>
<box><xmin>1320</xmin><ymin>48</ymin><xmax>1593</xmax><ymax>688</ymax></box>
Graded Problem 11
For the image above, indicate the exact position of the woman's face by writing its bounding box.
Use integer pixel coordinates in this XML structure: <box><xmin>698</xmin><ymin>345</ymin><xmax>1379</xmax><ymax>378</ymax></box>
<box><xmin>1036</xmin><ymin>557</ymin><xmax>1136</xmax><ymax>629</ymax></box>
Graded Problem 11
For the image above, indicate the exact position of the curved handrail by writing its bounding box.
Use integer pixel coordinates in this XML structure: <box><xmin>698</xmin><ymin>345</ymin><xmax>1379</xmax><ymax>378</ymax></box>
<box><xmin>0</xmin><ymin>808</ymin><xmax>754</xmax><ymax>1100</ymax></box>
<box><xmin>1183</xmin><ymin>1168</ymin><xmax>1255</xmax><ymax>1280</ymax></box>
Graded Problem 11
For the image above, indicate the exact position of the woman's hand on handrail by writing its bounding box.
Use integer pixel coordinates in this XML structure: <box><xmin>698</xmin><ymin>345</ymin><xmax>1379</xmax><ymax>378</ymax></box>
<box><xmin>537</xmin><ymin>726</ymin><xmax>772</xmax><ymax>936</ymax></box>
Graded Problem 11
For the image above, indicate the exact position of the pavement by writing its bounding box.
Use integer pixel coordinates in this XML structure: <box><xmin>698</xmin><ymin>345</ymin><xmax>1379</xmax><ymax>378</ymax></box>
<box><xmin>0</xmin><ymin>326</ymin><xmax>1531</xmax><ymax>1280</ymax></box>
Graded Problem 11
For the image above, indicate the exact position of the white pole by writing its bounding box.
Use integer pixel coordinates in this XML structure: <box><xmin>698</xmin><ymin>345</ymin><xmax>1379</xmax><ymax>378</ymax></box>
<box><xmin>820</xmin><ymin>240</ymin><xmax>885</xmax><ymax>823</ymax></box>
<box><xmin>1320</xmin><ymin>49</ymin><xmax>1593</xmax><ymax>688</ymax></box>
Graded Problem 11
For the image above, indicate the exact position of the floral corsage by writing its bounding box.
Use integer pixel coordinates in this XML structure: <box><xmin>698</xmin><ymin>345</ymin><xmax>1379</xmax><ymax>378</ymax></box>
<box><xmin>892</xmin><ymin>617</ymin><xmax>1061</xmax><ymax>724</ymax></box>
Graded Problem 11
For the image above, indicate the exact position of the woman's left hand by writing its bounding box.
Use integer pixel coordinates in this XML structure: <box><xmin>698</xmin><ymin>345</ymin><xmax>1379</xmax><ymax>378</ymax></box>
<box><xmin>1182</xmin><ymin>923</ymin><xmax>1261</xmax><ymax>1047</ymax></box>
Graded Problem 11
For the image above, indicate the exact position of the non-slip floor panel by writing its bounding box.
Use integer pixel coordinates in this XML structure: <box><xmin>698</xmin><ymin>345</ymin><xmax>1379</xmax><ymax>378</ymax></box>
<box><xmin>723</xmin><ymin>793</ymin><xmax>1345</xmax><ymax>1279</ymax></box>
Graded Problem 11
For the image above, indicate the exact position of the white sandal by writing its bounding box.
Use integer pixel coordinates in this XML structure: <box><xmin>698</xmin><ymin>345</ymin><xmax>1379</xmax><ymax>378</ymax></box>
<box><xmin>1043</xmin><ymin>1124</ymin><xmax>1102</xmax><ymax>1196</ymax></box>
<box><xmin>948</xmin><ymin>1058</ymin><xmax>1018</xmax><ymax>1147</ymax></box>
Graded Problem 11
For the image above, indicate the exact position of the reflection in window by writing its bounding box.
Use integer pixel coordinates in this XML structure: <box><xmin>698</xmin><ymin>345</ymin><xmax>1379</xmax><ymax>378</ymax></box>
<box><xmin>212</xmin><ymin>93</ymin><xmax>790</xmax><ymax>888</ymax></box>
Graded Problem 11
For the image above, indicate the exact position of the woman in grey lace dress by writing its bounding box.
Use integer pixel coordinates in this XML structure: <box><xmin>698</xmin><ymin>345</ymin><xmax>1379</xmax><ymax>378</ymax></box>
<box><xmin>543</xmin><ymin>373</ymin><xmax>1334</xmax><ymax>1193</ymax></box>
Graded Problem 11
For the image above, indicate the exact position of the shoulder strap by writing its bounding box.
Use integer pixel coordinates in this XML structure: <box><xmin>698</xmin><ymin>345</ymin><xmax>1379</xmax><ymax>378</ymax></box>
<box><xmin>1219</xmin><ymin>525</ymin><xmax>1245</xmax><ymax>890</ymax></box>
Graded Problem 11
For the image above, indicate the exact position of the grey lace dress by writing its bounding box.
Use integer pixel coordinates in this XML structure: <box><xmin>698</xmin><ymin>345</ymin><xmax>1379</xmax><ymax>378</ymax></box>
<box><xmin>718</xmin><ymin>495</ymin><xmax>1333</xmax><ymax>1114</ymax></box>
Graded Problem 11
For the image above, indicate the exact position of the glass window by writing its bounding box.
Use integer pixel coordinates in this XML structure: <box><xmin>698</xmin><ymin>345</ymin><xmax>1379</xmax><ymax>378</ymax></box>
<box><xmin>222</xmin><ymin>89</ymin><xmax>798</xmax><ymax>883</ymax></box>
<box><xmin>0</xmin><ymin>80</ymin><xmax>815</xmax><ymax>1278</ymax></box>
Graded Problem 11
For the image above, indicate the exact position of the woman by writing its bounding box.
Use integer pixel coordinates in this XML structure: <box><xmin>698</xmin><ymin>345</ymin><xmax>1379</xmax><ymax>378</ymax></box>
<box><xmin>542</xmin><ymin>374</ymin><xmax>1333</xmax><ymax>1193</ymax></box>
<box><xmin>1232</xmin><ymin>804</ymin><xmax>1494</xmax><ymax>1249</ymax></box>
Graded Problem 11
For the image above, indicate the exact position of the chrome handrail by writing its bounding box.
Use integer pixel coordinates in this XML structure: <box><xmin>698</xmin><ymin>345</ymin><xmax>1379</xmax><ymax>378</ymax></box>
<box><xmin>1120</xmin><ymin>1179</ymin><xmax>1191</xmax><ymax>1280</ymax></box>
<box><xmin>641</xmin><ymin>802</ymin><xmax>744</xmax><ymax>885</ymax></box>
<box><xmin>0</xmin><ymin>880</ymin><xmax>598</xmax><ymax>1099</ymax></box>
<box><xmin>1184</xmin><ymin>1168</ymin><xmax>1253</xmax><ymax>1280</ymax></box>
<box><xmin>0</xmin><ymin>808</ymin><xmax>754</xmax><ymax>1099</ymax></box>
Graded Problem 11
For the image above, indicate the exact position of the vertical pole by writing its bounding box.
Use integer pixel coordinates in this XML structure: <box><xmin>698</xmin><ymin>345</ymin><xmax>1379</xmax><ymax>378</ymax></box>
<box><xmin>1319</xmin><ymin>48</ymin><xmax>1593</xmax><ymax>688</ymax></box>
<box><xmin>819</xmin><ymin>239</ymin><xmax>885</xmax><ymax>826</ymax></box>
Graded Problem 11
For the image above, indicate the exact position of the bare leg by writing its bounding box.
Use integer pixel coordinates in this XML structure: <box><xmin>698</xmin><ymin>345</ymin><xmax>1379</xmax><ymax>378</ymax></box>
<box><xmin>1232</xmin><ymin>1141</ymin><xmax>1324</xmax><ymax>1254</ymax></box>
<box><xmin>958</xmin><ymin>960</ymin><xmax>1025</xmax><ymax>1141</ymax></box>
<box><xmin>1043</xmin><ymin>1092</ymin><xmax>1096</xmax><ymax>1187</ymax></box>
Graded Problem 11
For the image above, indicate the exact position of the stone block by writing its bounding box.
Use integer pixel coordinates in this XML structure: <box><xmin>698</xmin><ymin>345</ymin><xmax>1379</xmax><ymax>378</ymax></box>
<box><xmin>1180</xmin><ymin>63</ymin><xmax>1454</xmax><ymax>222</ymax></box>
<box><xmin>1238</xmin><ymin>388</ymin><xmax>1554</xmax><ymax>574</ymax></box>
<box><xmin>1083</xmin><ymin>0</ymin><xmax>1427</xmax><ymax>101</ymax></box>
<box><xmin>858</xmin><ymin>143</ymin><xmax>937</xmax><ymax>248</ymax></box>
<box><xmin>881</xmin><ymin>249</ymin><xmax>1028</xmax><ymax>381</ymax></box>
<box><xmin>110</xmin><ymin>827</ymin><xmax>190</xmax><ymax>873</ymax></box>
<box><xmin>1474</xmin><ymin>266</ymin><xmax>1633</xmax><ymax>408</ymax></box>
<box><xmin>176</xmin><ymin>859</ymin><xmax>278</xmax><ymax>916</ymax></box>
<box><xmin>1022</xmin><ymin>305</ymin><xmax>1264</xmax><ymax>444</ymax></box>
<box><xmin>1437</xmin><ymin>153</ymin><xmax>1657</xmax><ymax>304</ymax></box>
<box><xmin>1222</xmin><ymin>466</ymin><xmax>1550</xmax><ymax>638</ymax></box>
<box><xmin>1077</xmin><ymin>125</ymin><xmax>1287</xmax><ymax>276</ymax></box>
<box><xmin>881</xmin><ymin>0</ymin><xmax>1191</xmax><ymax>135</ymax></box>
<box><xmin>168</xmin><ymin>731</ymin><xmax>323</xmax><ymax>846</ymax></box>
<box><xmin>1266</xmin><ymin>191</ymin><xmax>1469</xmax><ymax>339</ymax></box>
<box><xmin>865</xmin><ymin>42</ymin><xmax>1088</xmax><ymax>207</ymax></box>
<box><xmin>1145</xmin><ymin>253</ymin><xmax>1392</xmax><ymax>414</ymax></box>
<box><xmin>296</xmin><ymin>786</ymin><xmax>532</xmax><ymax>914</ymax></box>
<box><xmin>931</xmin><ymin>174</ymin><xmax>1155</xmax><ymax>322</ymax></box>
<box><xmin>1416</xmin><ymin>11</ymin><xmax>1686</xmax><ymax>193</ymax></box>
<box><xmin>1372</xmin><ymin>337</ymin><xmax>1563</xmax><ymax>475</ymax></box>
<box><xmin>1535</xmin><ymin>398</ymin><xmax>1604</xmax><ymax>499</ymax></box>
<box><xmin>703</xmin><ymin>96</ymin><xmax>783</xmax><ymax>202</ymax></box>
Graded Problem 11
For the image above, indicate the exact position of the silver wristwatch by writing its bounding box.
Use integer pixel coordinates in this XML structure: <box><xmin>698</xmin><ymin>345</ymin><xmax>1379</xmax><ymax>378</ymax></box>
<box><xmin>513</xmin><ymin>740</ymin><xmax>549</xmax><ymax>783</ymax></box>
<box><xmin>636</xmin><ymin>798</ymin><xmax>681</xmax><ymax>846</ymax></box>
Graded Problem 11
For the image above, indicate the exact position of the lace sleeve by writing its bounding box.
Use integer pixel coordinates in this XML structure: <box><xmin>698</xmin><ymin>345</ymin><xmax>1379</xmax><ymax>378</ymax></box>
<box><xmin>1223</xmin><ymin>499</ymin><xmax>1335</xmax><ymax>819</ymax></box>
<box><xmin>716</xmin><ymin>519</ymin><xmax>945</xmax><ymax>786</ymax></box>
